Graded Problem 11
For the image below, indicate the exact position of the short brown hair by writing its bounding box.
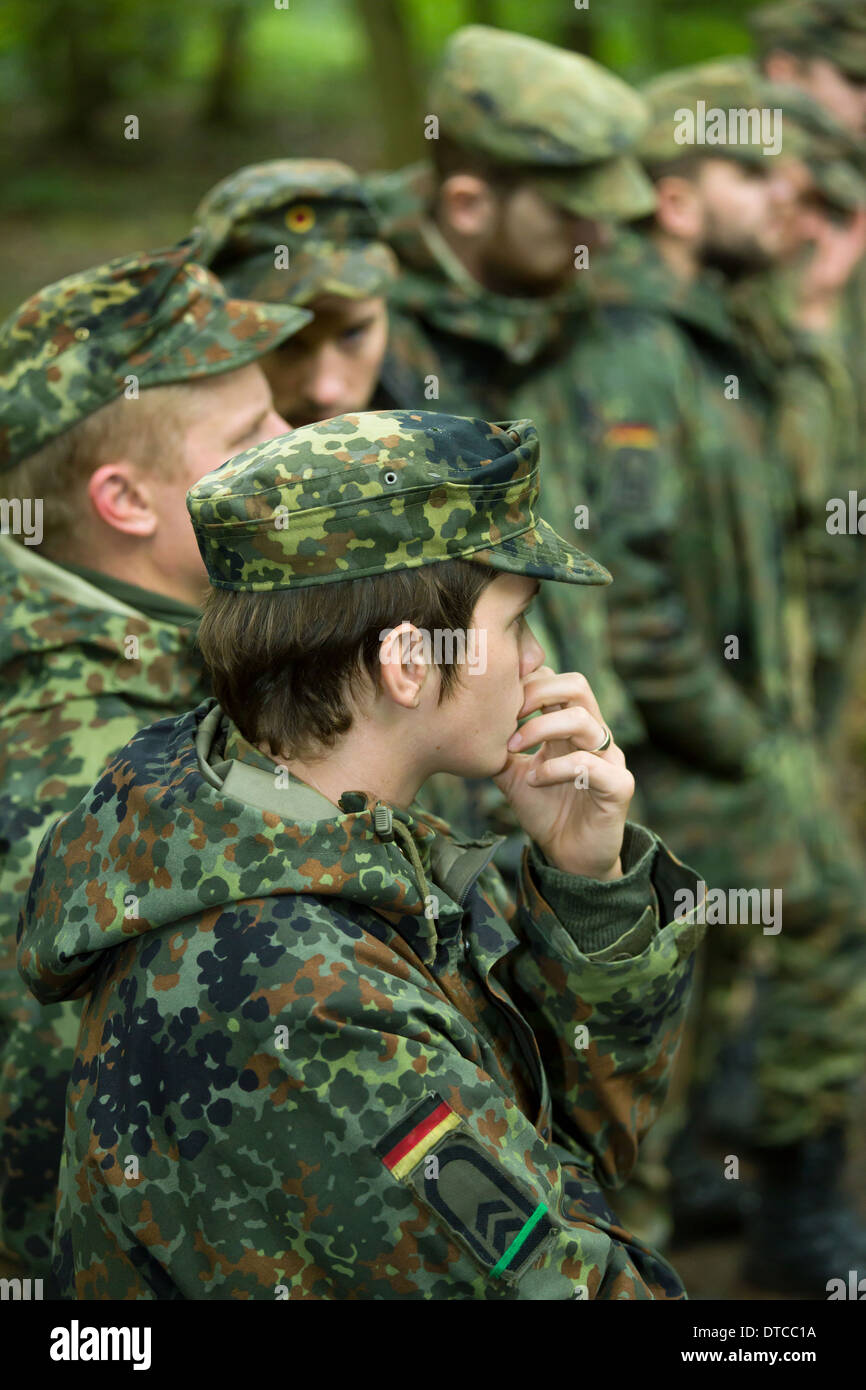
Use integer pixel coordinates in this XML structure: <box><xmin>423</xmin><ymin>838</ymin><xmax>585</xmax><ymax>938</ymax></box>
<box><xmin>197</xmin><ymin>559</ymin><xmax>498</xmax><ymax>759</ymax></box>
<box><xmin>2</xmin><ymin>384</ymin><xmax>190</xmax><ymax>559</ymax></box>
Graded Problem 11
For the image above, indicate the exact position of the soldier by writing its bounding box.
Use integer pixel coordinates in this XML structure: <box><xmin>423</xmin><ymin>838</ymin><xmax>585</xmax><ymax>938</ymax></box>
<box><xmin>192</xmin><ymin>159</ymin><xmax>397</xmax><ymax>426</ymax></box>
<box><xmin>727</xmin><ymin>80</ymin><xmax>866</xmax><ymax>733</ymax></box>
<box><xmin>581</xmin><ymin>60</ymin><xmax>866</xmax><ymax>1292</ymax></box>
<box><xmin>18</xmin><ymin>409</ymin><xmax>706</xmax><ymax>1300</ymax></box>
<box><xmin>751</xmin><ymin>0</ymin><xmax>866</xmax><ymax>137</ymax></box>
<box><xmin>0</xmin><ymin>243</ymin><xmax>302</xmax><ymax>1286</ymax></box>
<box><xmin>366</xmin><ymin>25</ymin><xmax>656</xmax><ymax>865</ymax></box>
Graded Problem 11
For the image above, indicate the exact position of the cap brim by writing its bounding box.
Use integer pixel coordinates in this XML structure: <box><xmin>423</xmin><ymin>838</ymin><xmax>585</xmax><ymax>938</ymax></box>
<box><xmin>472</xmin><ymin>517</ymin><xmax>611</xmax><ymax>587</ymax></box>
<box><xmin>293</xmin><ymin>242</ymin><xmax>397</xmax><ymax>305</ymax></box>
<box><xmin>221</xmin><ymin>244</ymin><xmax>396</xmax><ymax>308</ymax></box>
<box><xmin>537</xmin><ymin>155</ymin><xmax>657</xmax><ymax>221</ymax></box>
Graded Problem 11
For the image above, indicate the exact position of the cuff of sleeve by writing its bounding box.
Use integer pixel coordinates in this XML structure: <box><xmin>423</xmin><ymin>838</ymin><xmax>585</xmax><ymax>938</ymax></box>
<box><xmin>527</xmin><ymin>822</ymin><xmax>659</xmax><ymax>955</ymax></box>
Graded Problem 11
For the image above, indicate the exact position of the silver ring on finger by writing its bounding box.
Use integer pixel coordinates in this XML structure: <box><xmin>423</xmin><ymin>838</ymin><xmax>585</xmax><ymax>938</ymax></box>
<box><xmin>591</xmin><ymin>725</ymin><xmax>612</xmax><ymax>754</ymax></box>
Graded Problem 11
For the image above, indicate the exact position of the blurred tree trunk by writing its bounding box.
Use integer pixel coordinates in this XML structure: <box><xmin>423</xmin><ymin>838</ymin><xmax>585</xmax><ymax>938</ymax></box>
<box><xmin>614</xmin><ymin>0</ymin><xmax>661</xmax><ymax>78</ymax></box>
<box><xmin>353</xmin><ymin>0</ymin><xmax>422</xmax><ymax>167</ymax></box>
<box><xmin>32</xmin><ymin>2</ymin><xmax>117</xmax><ymax>145</ymax></box>
<box><xmin>469</xmin><ymin>0</ymin><xmax>498</xmax><ymax>24</ymax></box>
<box><xmin>201</xmin><ymin>1</ymin><xmax>252</xmax><ymax>126</ymax></box>
<box><xmin>560</xmin><ymin>1</ymin><xmax>600</xmax><ymax>58</ymax></box>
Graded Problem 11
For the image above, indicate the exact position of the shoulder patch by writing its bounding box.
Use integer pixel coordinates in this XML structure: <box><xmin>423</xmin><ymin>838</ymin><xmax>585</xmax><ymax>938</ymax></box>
<box><xmin>377</xmin><ymin>1094</ymin><xmax>557</xmax><ymax>1282</ymax></box>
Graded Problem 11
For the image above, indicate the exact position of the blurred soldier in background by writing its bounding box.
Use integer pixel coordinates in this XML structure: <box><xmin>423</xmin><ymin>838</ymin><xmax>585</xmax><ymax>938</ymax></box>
<box><xmin>581</xmin><ymin>59</ymin><xmax>866</xmax><ymax>1294</ymax></box>
<box><xmin>367</xmin><ymin>25</ymin><xmax>655</xmax><ymax>873</ymax></box>
<box><xmin>0</xmin><ymin>246</ymin><xmax>300</xmax><ymax>1287</ymax></box>
<box><xmin>728</xmin><ymin>80</ymin><xmax>866</xmax><ymax>737</ymax></box>
<box><xmin>193</xmin><ymin>159</ymin><xmax>397</xmax><ymax>426</ymax></box>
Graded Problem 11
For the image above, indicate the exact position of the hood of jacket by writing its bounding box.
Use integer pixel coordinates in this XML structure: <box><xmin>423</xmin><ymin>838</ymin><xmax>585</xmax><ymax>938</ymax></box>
<box><xmin>0</xmin><ymin>539</ymin><xmax>205</xmax><ymax>721</ymax></box>
<box><xmin>369</xmin><ymin>161</ymin><xmax>588</xmax><ymax>365</ymax></box>
<box><xmin>18</xmin><ymin>699</ymin><xmax>505</xmax><ymax>1005</ymax></box>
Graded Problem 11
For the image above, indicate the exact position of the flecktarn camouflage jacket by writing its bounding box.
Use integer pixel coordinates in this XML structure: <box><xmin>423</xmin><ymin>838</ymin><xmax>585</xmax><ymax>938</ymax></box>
<box><xmin>18</xmin><ymin>698</ymin><xmax>705</xmax><ymax>1299</ymax></box>
<box><xmin>0</xmin><ymin>537</ymin><xmax>206</xmax><ymax>1275</ymax></box>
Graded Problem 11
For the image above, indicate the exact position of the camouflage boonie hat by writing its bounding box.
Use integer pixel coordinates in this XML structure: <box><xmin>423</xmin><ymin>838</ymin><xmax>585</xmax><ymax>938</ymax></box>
<box><xmin>0</xmin><ymin>239</ymin><xmax>309</xmax><ymax>472</ymax></box>
<box><xmin>187</xmin><ymin>409</ymin><xmax>612</xmax><ymax>592</ymax></box>
<box><xmin>640</xmin><ymin>59</ymin><xmax>785</xmax><ymax>168</ymax></box>
<box><xmin>751</xmin><ymin>1</ymin><xmax>866</xmax><ymax>81</ymax></box>
<box><xmin>766</xmin><ymin>81</ymin><xmax>866</xmax><ymax>210</ymax></box>
<box><xmin>192</xmin><ymin>159</ymin><xmax>398</xmax><ymax>305</ymax></box>
<box><xmin>429</xmin><ymin>26</ymin><xmax>656</xmax><ymax>220</ymax></box>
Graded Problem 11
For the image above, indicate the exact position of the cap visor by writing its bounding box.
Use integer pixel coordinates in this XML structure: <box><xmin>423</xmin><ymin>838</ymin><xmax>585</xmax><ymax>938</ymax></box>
<box><xmin>293</xmin><ymin>242</ymin><xmax>398</xmax><ymax>305</ymax></box>
<box><xmin>472</xmin><ymin>517</ymin><xmax>611</xmax><ymax>586</ymax></box>
<box><xmin>540</xmin><ymin>155</ymin><xmax>657</xmax><ymax>221</ymax></box>
<box><xmin>189</xmin><ymin>296</ymin><xmax>312</xmax><ymax>379</ymax></box>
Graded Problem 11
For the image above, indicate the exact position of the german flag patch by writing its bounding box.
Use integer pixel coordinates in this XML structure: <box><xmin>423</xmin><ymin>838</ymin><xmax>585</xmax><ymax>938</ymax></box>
<box><xmin>377</xmin><ymin>1095</ymin><xmax>556</xmax><ymax>1281</ymax></box>
<box><xmin>376</xmin><ymin>1094</ymin><xmax>461</xmax><ymax>1180</ymax></box>
<box><xmin>603</xmin><ymin>423</ymin><xmax>658</xmax><ymax>449</ymax></box>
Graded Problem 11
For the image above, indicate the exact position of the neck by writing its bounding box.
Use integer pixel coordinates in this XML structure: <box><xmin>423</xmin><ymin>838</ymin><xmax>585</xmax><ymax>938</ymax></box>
<box><xmin>60</xmin><ymin>545</ymin><xmax>206</xmax><ymax>608</ymax></box>
<box><xmin>651</xmin><ymin>227</ymin><xmax>700</xmax><ymax>284</ymax></box>
<box><xmin>277</xmin><ymin>721</ymin><xmax>428</xmax><ymax>813</ymax></box>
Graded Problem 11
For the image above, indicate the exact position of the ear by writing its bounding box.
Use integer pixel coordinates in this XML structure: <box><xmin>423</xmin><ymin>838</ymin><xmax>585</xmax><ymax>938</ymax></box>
<box><xmin>654</xmin><ymin>174</ymin><xmax>704</xmax><ymax>242</ymax></box>
<box><xmin>377</xmin><ymin>622</ymin><xmax>431</xmax><ymax>709</ymax></box>
<box><xmin>762</xmin><ymin>50</ymin><xmax>802</xmax><ymax>85</ymax></box>
<box><xmin>437</xmin><ymin>173</ymin><xmax>500</xmax><ymax>239</ymax></box>
<box><xmin>87</xmin><ymin>461</ymin><xmax>158</xmax><ymax>538</ymax></box>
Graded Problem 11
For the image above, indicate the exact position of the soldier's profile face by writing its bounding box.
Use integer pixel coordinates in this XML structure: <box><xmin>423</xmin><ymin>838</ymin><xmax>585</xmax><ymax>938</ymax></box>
<box><xmin>485</xmin><ymin>185</ymin><xmax>593</xmax><ymax>294</ymax></box>
<box><xmin>696</xmin><ymin>158</ymin><xmax>799</xmax><ymax>273</ymax></box>
<box><xmin>417</xmin><ymin>571</ymin><xmax>545</xmax><ymax>781</ymax></box>
<box><xmin>146</xmin><ymin>364</ymin><xmax>288</xmax><ymax>600</ymax></box>
<box><xmin>799</xmin><ymin>56</ymin><xmax>866</xmax><ymax>137</ymax></box>
<box><xmin>261</xmin><ymin>294</ymin><xmax>388</xmax><ymax>427</ymax></box>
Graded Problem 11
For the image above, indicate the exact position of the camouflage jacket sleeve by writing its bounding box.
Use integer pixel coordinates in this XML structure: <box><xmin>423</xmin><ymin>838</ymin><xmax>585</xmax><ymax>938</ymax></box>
<box><xmin>580</xmin><ymin>312</ymin><xmax>775</xmax><ymax>773</ymax></box>
<box><xmin>488</xmin><ymin>823</ymin><xmax>702</xmax><ymax>1191</ymax></box>
<box><xmin>57</xmin><ymin>830</ymin><xmax>702</xmax><ymax>1301</ymax></box>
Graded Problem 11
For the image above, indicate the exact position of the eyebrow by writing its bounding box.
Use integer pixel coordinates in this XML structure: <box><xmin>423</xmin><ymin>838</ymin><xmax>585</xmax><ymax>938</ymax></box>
<box><xmin>513</xmin><ymin>581</ymin><xmax>541</xmax><ymax>615</ymax></box>
<box><xmin>228</xmin><ymin>405</ymin><xmax>268</xmax><ymax>448</ymax></box>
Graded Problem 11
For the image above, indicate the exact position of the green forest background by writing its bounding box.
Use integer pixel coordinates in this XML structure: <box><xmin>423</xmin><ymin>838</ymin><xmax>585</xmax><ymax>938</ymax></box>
<box><xmin>0</xmin><ymin>0</ymin><xmax>766</xmax><ymax>314</ymax></box>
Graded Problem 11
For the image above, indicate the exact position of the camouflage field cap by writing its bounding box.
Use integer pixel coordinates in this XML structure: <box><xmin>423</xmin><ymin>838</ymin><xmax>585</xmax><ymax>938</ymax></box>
<box><xmin>766</xmin><ymin>80</ymin><xmax>866</xmax><ymax>210</ymax></box>
<box><xmin>429</xmin><ymin>26</ymin><xmax>656</xmax><ymax>220</ymax></box>
<box><xmin>639</xmin><ymin>59</ymin><xmax>785</xmax><ymax>168</ymax></box>
<box><xmin>0</xmin><ymin>239</ymin><xmax>310</xmax><ymax>472</ymax></box>
<box><xmin>187</xmin><ymin>409</ymin><xmax>612</xmax><ymax>592</ymax></box>
<box><xmin>751</xmin><ymin>0</ymin><xmax>866</xmax><ymax>81</ymax></box>
<box><xmin>192</xmin><ymin>159</ymin><xmax>398</xmax><ymax>305</ymax></box>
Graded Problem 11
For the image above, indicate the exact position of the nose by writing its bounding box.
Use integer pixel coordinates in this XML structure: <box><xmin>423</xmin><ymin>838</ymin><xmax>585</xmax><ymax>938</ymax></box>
<box><xmin>267</xmin><ymin>408</ymin><xmax>291</xmax><ymax>436</ymax></box>
<box><xmin>306</xmin><ymin>347</ymin><xmax>347</xmax><ymax>410</ymax></box>
<box><xmin>520</xmin><ymin>624</ymin><xmax>546</xmax><ymax>676</ymax></box>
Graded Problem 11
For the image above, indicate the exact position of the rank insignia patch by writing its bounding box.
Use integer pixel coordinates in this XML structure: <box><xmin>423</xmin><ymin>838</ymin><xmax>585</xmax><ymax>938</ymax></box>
<box><xmin>377</xmin><ymin>1095</ymin><xmax>556</xmax><ymax>1281</ymax></box>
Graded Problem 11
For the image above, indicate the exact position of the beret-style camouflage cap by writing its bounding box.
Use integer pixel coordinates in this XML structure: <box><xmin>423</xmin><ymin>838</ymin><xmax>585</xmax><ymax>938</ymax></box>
<box><xmin>640</xmin><ymin>58</ymin><xmax>784</xmax><ymax>168</ymax></box>
<box><xmin>429</xmin><ymin>26</ymin><xmax>656</xmax><ymax>220</ymax></box>
<box><xmin>750</xmin><ymin>0</ymin><xmax>866</xmax><ymax>81</ymax></box>
<box><xmin>0</xmin><ymin>239</ymin><xmax>309</xmax><ymax>472</ymax></box>
<box><xmin>187</xmin><ymin>409</ymin><xmax>611</xmax><ymax>592</ymax></box>
<box><xmin>192</xmin><ymin>159</ymin><xmax>398</xmax><ymax>305</ymax></box>
<box><xmin>765</xmin><ymin>80</ymin><xmax>866</xmax><ymax>210</ymax></box>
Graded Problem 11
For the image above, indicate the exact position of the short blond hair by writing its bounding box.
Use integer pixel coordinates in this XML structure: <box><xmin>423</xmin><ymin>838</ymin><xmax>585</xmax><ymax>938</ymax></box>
<box><xmin>3</xmin><ymin>384</ymin><xmax>194</xmax><ymax>560</ymax></box>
